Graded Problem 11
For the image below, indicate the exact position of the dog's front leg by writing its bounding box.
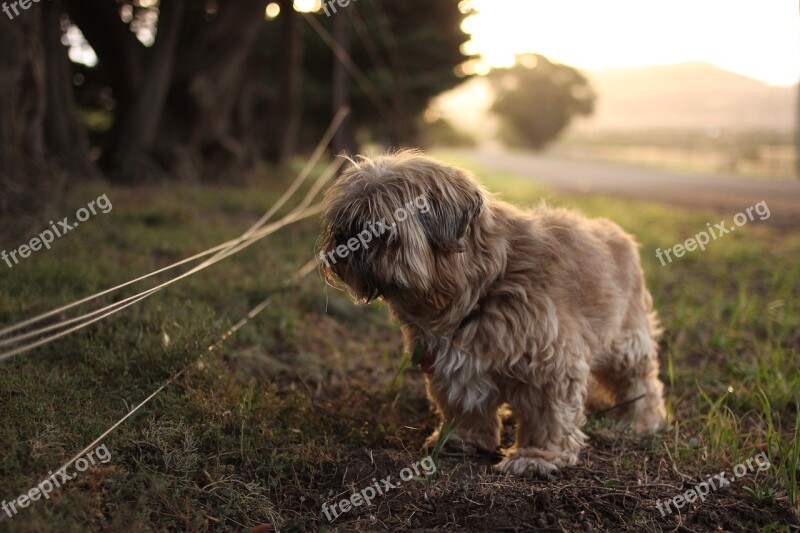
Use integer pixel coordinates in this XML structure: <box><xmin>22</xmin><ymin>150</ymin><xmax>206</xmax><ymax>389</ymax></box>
<box><xmin>423</xmin><ymin>372</ymin><xmax>502</xmax><ymax>455</ymax></box>
<box><xmin>497</xmin><ymin>358</ymin><xmax>590</xmax><ymax>476</ymax></box>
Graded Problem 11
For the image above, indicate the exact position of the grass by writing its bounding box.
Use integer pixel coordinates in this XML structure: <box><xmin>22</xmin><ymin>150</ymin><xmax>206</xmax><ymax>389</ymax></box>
<box><xmin>0</xmin><ymin>155</ymin><xmax>798</xmax><ymax>531</ymax></box>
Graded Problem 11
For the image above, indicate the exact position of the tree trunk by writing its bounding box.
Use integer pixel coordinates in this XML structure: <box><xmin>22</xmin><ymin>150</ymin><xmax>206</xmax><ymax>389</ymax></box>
<box><xmin>277</xmin><ymin>0</ymin><xmax>304</xmax><ymax>165</ymax></box>
<box><xmin>43</xmin><ymin>0</ymin><xmax>97</xmax><ymax>180</ymax></box>
<box><xmin>65</xmin><ymin>0</ymin><xmax>144</xmax><ymax>169</ymax></box>
<box><xmin>113</xmin><ymin>0</ymin><xmax>186</xmax><ymax>181</ymax></box>
<box><xmin>332</xmin><ymin>12</ymin><xmax>353</xmax><ymax>155</ymax></box>
<box><xmin>68</xmin><ymin>0</ymin><xmax>269</xmax><ymax>182</ymax></box>
<box><xmin>0</xmin><ymin>2</ymin><xmax>95</xmax><ymax>214</ymax></box>
<box><xmin>0</xmin><ymin>11</ymin><xmax>46</xmax><ymax>212</ymax></box>
<box><xmin>156</xmin><ymin>0</ymin><xmax>269</xmax><ymax>180</ymax></box>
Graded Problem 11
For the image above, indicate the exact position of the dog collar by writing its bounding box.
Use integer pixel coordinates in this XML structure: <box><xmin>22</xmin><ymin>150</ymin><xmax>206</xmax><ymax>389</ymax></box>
<box><xmin>411</xmin><ymin>341</ymin><xmax>436</xmax><ymax>374</ymax></box>
<box><xmin>420</xmin><ymin>350</ymin><xmax>436</xmax><ymax>374</ymax></box>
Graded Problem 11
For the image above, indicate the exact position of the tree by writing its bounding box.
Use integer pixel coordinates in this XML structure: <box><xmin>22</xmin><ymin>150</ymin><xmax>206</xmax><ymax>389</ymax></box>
<box><xmin>66</xmin><ymin>0</ymin><xmax>271</xmax><ymax>182</ymax></box>
<box><xmin>282</xmin><ymin>0</ymin><xmax>470</xmax><ymax>148</ymax></box>
<box><xmin>0</xmin><ymin>0</ymin><xmax>96</xmax><ymax>213</ymax></box>
<box><xmin>0</xmin><ymin>0</ymin><xmax>470</xmax><ymax>194</ymax></box>
<box><xmin>276</xmin><ymin>0</ymin><xmax>304</xmax><ymax>165</ymax></box>
<box><xmin>331</xmin><ymin>8</ymin><xmax>353</xmax><ymax>155</ymax></box>
<box><xmin>489</xmin><ymin>54</ymin><xmax>595</xmax><ymax>150</ymax></box>
<box><xmin>64</xmin><ymin>0</ymin><xmax>469</xmax><ymax>177</ymax></box>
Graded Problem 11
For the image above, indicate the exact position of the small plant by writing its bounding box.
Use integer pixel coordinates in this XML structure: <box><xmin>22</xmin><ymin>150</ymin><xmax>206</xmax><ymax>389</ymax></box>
<box><xmin>427</xmin><ymin>419</ymin><xmax>455</xmax><ymax>474</ymax></box>
<box><xmin>384</xmin><ymin>349</ymin><xmax>410</xmax><ymax>397</ymax></box>
<box><xmin>742</xmin><ymin>481</ymin><xmax>776</xmax><ymax>504</ymax></box>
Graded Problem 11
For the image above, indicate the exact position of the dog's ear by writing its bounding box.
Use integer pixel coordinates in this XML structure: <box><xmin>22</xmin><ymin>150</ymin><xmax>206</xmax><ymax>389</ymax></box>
<box><xmin>420</xmin><ymin>178</ymin><xmax>484</xmax><ymax>253</ymax></box>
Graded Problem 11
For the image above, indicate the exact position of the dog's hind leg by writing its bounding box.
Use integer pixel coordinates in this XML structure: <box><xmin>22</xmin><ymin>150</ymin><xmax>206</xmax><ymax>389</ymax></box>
<box><xmin>591</xmin><ymin>313</ymin><xmax>666</xmax><ymax>434</ymax></box>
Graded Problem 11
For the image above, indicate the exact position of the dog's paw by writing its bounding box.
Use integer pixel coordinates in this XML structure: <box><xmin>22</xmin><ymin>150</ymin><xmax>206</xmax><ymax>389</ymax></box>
<box><xmin>495</xmin><ymin>446</ymin><xmax>580</xmax><ymax>477</ymax></box>
<box><xmin>495</xmin><ymin>454</ymin><xmax>558</xmax><ymax>477</ymax></box>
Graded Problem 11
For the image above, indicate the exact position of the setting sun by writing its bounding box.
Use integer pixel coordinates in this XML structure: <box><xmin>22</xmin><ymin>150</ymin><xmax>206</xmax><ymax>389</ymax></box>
<box><xmin>461</xmin><ymin>0</ymin><xmax>800</xmax><ymax>86</ymax></box>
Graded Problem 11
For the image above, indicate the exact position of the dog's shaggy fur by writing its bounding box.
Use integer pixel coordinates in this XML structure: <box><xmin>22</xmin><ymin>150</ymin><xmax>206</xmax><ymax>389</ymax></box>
<box><xmin>319</xmin><ymin>151</ymin><xmax>666</xmax><ymax>476</ymax></box>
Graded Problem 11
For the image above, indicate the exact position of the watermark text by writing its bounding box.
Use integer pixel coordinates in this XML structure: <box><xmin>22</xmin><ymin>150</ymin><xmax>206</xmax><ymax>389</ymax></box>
<box><xmin>2</xmin><ymin>193</ymin><xmax>113</xmax><ymax>269</ymax></box>
<box><xmin>656</xmin><ymin>200</ymin><xmax>770</xmax><ymax>266</ymax></box>
<box><xmin>1</xmin><ymin>443</ymin><xmax>112</xmax><ymax>521</ymax></box>
<box><xmin>655</xmin><ymin>451</ymin><xmax>770</xmax><ymax>517</ymax></box>
<box><xmin>321</xmin><ymin>456</ymin><xmax>436</xmax><ymax>522</ymax></box>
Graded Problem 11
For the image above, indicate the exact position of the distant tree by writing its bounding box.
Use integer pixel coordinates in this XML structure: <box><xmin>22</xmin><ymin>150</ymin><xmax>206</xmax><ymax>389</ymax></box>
<box><xmin>489</xmin><ymin>55</ymin><xmax>595</xmax><ymax>150</ymax></box>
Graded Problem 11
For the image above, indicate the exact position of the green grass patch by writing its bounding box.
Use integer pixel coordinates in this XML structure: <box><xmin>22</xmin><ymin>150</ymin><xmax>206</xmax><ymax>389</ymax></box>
<box><xmin>0</xmin><ymin>155</ymin><xmax>798</xmax><ymax>531</ymax></box>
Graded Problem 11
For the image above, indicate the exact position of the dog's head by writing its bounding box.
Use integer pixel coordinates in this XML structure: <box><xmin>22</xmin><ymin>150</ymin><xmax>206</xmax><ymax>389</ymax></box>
<box><xmin>319</xmin><ymin>151</ymin><xmax>486</xmax><ymax>306</ymax></box>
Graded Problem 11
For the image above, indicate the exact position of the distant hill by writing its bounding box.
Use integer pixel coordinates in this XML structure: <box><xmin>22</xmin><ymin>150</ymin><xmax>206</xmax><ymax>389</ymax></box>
<box><xmin>578</xmin><ymin>62</ymin><xmax>796</xmax><ymax>131</ymax></box>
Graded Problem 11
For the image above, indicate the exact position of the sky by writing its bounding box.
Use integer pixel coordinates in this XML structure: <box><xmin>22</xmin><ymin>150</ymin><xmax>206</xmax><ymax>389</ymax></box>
<box><xmin>459</xmin><ymin>0</ymin><xmax>800</xmax><ymax>86</ymax></box>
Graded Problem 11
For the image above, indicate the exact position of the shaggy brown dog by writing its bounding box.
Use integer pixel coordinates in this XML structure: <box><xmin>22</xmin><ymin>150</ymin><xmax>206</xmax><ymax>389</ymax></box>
<box><xmin>319</xmin><ymin>151</ymin><xmax>666</xmax><ymax>476</ymax></box>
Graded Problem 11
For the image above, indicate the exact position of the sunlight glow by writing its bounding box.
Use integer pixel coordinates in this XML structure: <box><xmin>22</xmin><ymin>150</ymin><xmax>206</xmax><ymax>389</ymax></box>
<box><xmin>293</xmin><ymin>0</ymin><xmax>321</xmax><ymax>13</ymax></box>
<box><xmin>463</xmin><ymin>0</ymin><xmax>800</xmax><ymax>86</ymax></box>
<box><xmin>265</xmin><ymin>3</ymin><xmax>280</xmax><ymax>19</ymax></box>
<box><xmin>65</xmin><ymin>25</ymin><xmax>98</xmax><ymax>67</ymax></box>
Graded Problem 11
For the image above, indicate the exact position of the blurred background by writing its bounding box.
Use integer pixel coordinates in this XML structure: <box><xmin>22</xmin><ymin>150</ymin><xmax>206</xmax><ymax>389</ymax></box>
<box><xmin>435</xmin><ymin>0</ymin><xmax>799</xmax><ymax>181</ymax></box>
<box><xmin>2</xmin><ymin>0</ymin><xmax>798</xmax><ymax>213</ymax></box>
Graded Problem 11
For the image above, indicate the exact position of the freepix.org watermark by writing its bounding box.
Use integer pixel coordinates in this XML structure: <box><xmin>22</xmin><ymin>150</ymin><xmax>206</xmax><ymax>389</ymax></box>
<box><xmin>321</xmin><ymin>456</ymin><xmax>437</xmax><ymax>522</ymax></box>
<box><xmin>319</xmin><ymin>193</ymin><xmax>430</xmax><ymax>268</ymax></box>
<box><xmin>2</xmin><ymin>193</ymin><xmax>112</xmax><ymax>269</ymax></box>
<box><xmin>2</xmin><ymin>0</ymin><xmax>47</xmax><ymax>21</ymax></box>
<box><xmin>1</xmin><ymin>443</ymin><xmax>111</xmax><ymax>520</ymax></box>
<box><xmin>655</xmin><ymin>451</ymin><xmax>770</xmax><ymax>517</ymax></box>
<box><xmin>655</xmin><ymin>200</ymin><xmax>770</xmax><ymax>266</ymax></box>
<box><xmin>321</xmin><ymin>0</ymin><xmax>356</xmax><ymax>17</ymax></box>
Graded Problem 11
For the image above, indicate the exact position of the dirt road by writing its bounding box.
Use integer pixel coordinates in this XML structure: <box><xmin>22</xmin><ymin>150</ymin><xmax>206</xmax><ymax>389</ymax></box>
<box><xmin>458</xmin><ymin>148</ymin><xmax>800</xmax><ymax>225</ymax></box>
